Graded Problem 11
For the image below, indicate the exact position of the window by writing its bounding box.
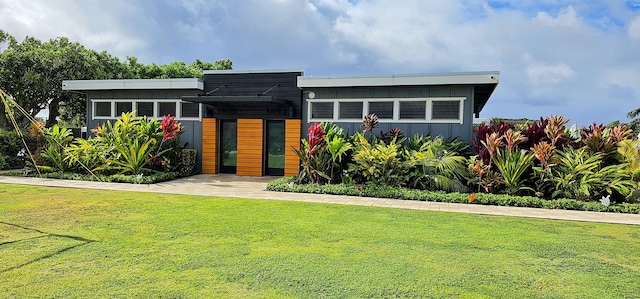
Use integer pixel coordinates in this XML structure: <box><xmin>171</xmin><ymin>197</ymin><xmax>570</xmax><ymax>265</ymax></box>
<box><xmin>432</xmin><ymin>101</ymin><xmax>460</xmax><ymax>120</ymax></box>
<box><xmin>181</xmin><ymin>102</ymin><xmax>200</xmax><ymax>118</ymax></box>
<box><xmin>158</xmin><ymin>102</ymin><xmax>176</xmax><ymax>117</ymax></box>
<box><xmin>339</xmin><ymin>102</ymin><xmax>363</xmax><ymax>119</ymax></box>
<box><xmin>94</xmin><ymin>102</ymin><xmax>111</xmax><ymax>117</ymax></box>
<box><xmin>136</xmin><ymin>102</ymin><xmax>154</xmax><ymax>117</ymax></box>
<box><xmin>306</xmin><ymin>97</ymin><xmax>464</xmax><ymax>123</ymax></box>
<box><xmin>116</xmin><ymin>102</ymin><xmax>132</xmax><ymax>116</ymax></box>
<box><xmin>368</xmin><ymin>101</ymin><xmax>394</xmax><ymax>119</ymax></box>
<box><xmin>311</xmin><ymin>102</ymin><xmax>333</xmax><ymax>119</ymax></box>
<box><xmin>399</xmin><ymin>101</ymin><xmax>426</xmax><ymax>119</ymax></box>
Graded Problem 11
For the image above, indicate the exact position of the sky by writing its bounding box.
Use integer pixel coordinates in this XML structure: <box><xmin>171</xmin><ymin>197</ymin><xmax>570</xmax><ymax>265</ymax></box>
<box><xmin>1</xmin><ymin>0</ymin><xmax>640</xmax><ymax>126</ymax></box>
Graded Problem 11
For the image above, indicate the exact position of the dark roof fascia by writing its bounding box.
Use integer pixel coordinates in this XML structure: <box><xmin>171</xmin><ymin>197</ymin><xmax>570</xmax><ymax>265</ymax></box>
<box><xmin>181</xmin><ymin>95</ymin><xmax>290</xmax><ymax>105</ymax></box>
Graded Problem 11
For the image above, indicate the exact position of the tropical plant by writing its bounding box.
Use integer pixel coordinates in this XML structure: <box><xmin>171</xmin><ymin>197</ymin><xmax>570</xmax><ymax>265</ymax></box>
<box><xmin>292</xmin><ymin>123</ymin><xmax>331</xmax><ymax>184</ymax></box>
<box><xmin>472</xmin><ymin>120</ymin><xmax>511</xmax><ymax>164</ymax></box>
<box><xmin>545</xmin><ymin>115</ymin><xmax>569</xmax><ymax>147</ymax></box>
<box><xmin>362</xmin><ymin>113</ymin><xmax>378</xmax><ymax>133</ymax></box>
<box><xmin>101</xmin><ymin>138</ymin><xmax>157</xmax><ymax>175</ymax></box>
<box><xmin>503</xmin><ymin>129</ymin><xmax>527</xmax><ymax>150</ymax></box>
<box><xmin>37</xmin><ymin>125</ymin><xmax>75</xmax><ymax>172</ymax></box>
<box><xmin>407</xmin><ymin>134</ymin><xmax>431</xmax><ymax>151</ymax></box>
<box><xmin>466</xmin><ymin>155</ymin><xmax>502</xmax><ymax>193</ymax></box>
<box><xmin>521</xmin><ymin>117</ymin><xmax>549</xmax><ymax>150</ymax></box>
<box><xmin>65</xmin><ymin>138</ymin><xmax>108</xmax><ymax>173</ymax></box>
<box><xmin>347</xmin><ymin>132</ymin><xmax>409</xmax><ymax>186</ymax></box>
<box><xmin>614</xmin><ymin>139</ymin><xmax>640</xmax><ymax>202</ymax></box>
<box><xmin>492</xmin><ymin>148</ymin><xmax>534</xmax><ymax>195</ymax></box>
<box><xmin>378</xmin><ymin>128</ymin><xmax>405</xmax><ymax>145</ymax></box>
<box><xmin>549</xmin><ymin>147</ymin><xmax>603</xmax><ymax>200</ymax></box>
<box><xmin>406</xmin><ymin>137</ymin><xmax>467</xmax><ymax>192</ymax></box>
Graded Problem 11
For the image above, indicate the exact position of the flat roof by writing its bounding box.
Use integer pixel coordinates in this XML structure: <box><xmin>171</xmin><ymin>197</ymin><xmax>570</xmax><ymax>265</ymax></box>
<box><xmin>203</xmin><ymin>69</ymin><xmax>304</xmax><ymax>75</ymax></box>
<box><xmin>62</xmin><ymin>78</ymin><xmax>204</xmax><ymax>91</ymax></box>
<box><xmin>297</xmin><ymin>71</ymin><xmax>499</xmax><ymax>88</ymax></box>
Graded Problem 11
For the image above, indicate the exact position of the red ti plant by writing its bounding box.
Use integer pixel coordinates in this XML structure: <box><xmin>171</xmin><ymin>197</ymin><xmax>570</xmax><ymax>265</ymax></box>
<box><xmin>504</xmin><ymin>129</ymin><xmax>527</xmax><ymax>151</ymax></box>
<box><xmin>480</xmin><ymin>132</ymin><xmax>505</xmax><ymax>160</ymax></box>
<box><xmin>307</xmin><ymin>122</ymin><xmax>326</xmax><ymax>156</ymax></box>
<box><xmin>544</xmin><ymin>115</ymin><xmax>569</xmax><ymax>147</ymax></box>
<box><xmin>531</xmin><ymin>141</ymin><xmax>556</xmax><ymax>169</ymax></box>
<box><xmin>161</xmin><ymin>114</ymin><xmax>183</xmax><ymax>143</ymax></box>
<box><xmin>521</xmin><ymin>117</ymin><xmax>549</xmax><ymax>149</ymax></box>
<box><xmin>581</xmin><ymin>123</ymin><xmax>632</xmax><ymax>157</ymax></box>
<box><xmin>472</xmin><ymin>120</ymin><xmax>511</xmax><ymax>164</ymax></box>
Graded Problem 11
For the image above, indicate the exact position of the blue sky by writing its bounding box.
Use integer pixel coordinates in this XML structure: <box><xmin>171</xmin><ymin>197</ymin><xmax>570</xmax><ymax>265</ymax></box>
<box><xmin>1</xmin><ymin>0</ymin><xmax>640</xmax><ymax>126</ymax></box>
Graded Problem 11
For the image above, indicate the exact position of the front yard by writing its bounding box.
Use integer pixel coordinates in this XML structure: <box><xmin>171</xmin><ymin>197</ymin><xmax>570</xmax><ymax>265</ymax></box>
<box><xmin>1</xmin><ymin>184</ymin><xmax>639</xmax><ymax>298</ymax></box>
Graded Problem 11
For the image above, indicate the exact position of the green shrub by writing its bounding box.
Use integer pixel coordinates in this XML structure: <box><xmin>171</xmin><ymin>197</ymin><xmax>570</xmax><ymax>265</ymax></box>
<box><xmin>266</xmin><ymin>177</ymin><xmax>640</xmax><ymax>214</ymax></box>
<box><xmin>0</xmin><ymin>128</ymin><xmax>31</xmax><ymax>169</ymax></box>
<box><xmin>180</xmin><ymin>149</ymin><xmax>197</xmax><ymax>176</ymax></box>
<box><xmin>347</xmin><ymin>132</ymin><xmax>409</xmax><ymax>187</ymax></box>
<box><xmin>8</xmin><ymin>170</ymin><xmax>181</xmax><ymax>184</ymax></box>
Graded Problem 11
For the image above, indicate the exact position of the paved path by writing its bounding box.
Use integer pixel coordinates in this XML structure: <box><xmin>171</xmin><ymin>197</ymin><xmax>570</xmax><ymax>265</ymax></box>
<box><xmin>1</xmin><ymin>174</ymin><xmax>639</xmax><ymax>226</ymax></box>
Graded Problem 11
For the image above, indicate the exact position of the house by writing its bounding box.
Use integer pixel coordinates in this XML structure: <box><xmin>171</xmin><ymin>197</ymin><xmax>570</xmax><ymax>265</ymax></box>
<box><xmin>62</xmin><ymin>70</ymin><xmax>499</xmax><ymax>177</ymax></box>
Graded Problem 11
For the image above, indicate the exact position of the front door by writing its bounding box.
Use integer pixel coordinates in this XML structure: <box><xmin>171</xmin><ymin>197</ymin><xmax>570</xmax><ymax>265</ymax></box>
<box><xmin>219</xmin><ymin>120</ymin><xmax>237</xmax><ymax>173</ymax></box>
<box><xmin>265</xmin><ymin>120</ymin><xmax>285</xmax><ymax>176</ymax></box>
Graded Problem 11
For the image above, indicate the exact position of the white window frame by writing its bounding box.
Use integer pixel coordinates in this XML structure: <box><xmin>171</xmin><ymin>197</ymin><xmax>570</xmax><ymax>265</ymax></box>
<box><xmin>307</xmin><ymin>97</ymin><xmax>465</xmax><ymax>124</ymax></box>
<box><xmin>91</xmin><ymin>99</ymin><xmax>202</xmax><ymax>121</ymax></box>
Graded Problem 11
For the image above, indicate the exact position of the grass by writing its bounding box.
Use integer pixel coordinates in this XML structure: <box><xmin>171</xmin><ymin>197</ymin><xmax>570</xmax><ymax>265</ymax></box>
<box><xmin>1</xmin><ymin>184</ymin><xmax>639</xmax><ymax>298</ymax></box>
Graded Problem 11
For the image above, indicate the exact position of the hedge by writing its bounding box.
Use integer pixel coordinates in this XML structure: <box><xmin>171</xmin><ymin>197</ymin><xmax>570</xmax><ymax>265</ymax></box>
<box><xmin>266</xmin><ymin>177</ymin><xmax>640</xmax><ymax>214</ymax></box>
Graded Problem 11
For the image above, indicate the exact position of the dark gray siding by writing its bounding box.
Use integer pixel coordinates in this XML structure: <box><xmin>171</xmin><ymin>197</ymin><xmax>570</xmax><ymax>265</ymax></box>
<box><xmin>301</xmin><ymin>85</ymin><xmax>476</xmax><ymax>144</ymax></box>
<box><xmin>85</xmin><ymin>89</ymin><xmax>204</xmax><ymax>172</ymax></box>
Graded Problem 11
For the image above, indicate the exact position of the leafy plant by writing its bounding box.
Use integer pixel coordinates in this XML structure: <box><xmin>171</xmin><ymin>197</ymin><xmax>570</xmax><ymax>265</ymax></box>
<box><xmin>544</xmin><ymin>115</ymin><xmax>569</xmax><ymax>147</ymax></box>
<box><xmin>292</xmin><ymin>123</ymin><xmax>331</xmax><ymax>184</ymax></box>
<box><xmin>521</xmin><ymin>117</ymin><xmax>549</xmax><ymax>150</ymax></box>
<box><xmin>406</xmin><ymin>137</ymin><xmax>467</xmax><ymax>192</ymax></box>
<box><xmin>493</xmin><ymin>148</ymin><xmax>534</xmax><ymax>195</ymax></box>
<box><xmin>582</xmin><ymin>123</ymin><xmax>633</xmax><ymax>161</ymax></box>
<box><xmin>549</xmin><ymin>147</ymin><xmax>603</xmax><ymax>200</ymax></box>
<box><xmin>472</xmin><ymin>120</ymin><xmax>511</xmax><ymax>164</ymax></box>
<box><xmin>347</xmin><ymin>132</ymin><xmax>409</xmax><ymax>186</ymax></box>
<box><xmin>466</xmin><ymin>155</ymin><xmax>502</xmax><ymax>193</ymax></box>
<box><xmin>378</xmin><ymin>128</ymin><xmax>405</xmax><ymax>145</ymax></box>
<box><xmin>101</xmin><ymin>138</ymin><xmax>157</xmax><ymax>175</ymax></box>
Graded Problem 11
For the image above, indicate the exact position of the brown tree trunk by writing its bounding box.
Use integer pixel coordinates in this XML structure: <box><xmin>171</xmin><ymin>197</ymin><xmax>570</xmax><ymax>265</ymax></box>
<box><xmin>46</xmin><ymin>97</ymin><xmax>60</xmax><ymax>128</ymax></box>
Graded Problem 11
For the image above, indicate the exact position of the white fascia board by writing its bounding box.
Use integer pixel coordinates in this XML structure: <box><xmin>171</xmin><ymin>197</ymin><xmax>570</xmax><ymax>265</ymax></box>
<box><xmin>297</xmin><ymin>71</ymin><xmax>499</xmax><ymax>88</ymax></box>
<box><xmin>203</xmin><ymin>69</ymin><xmax>304</xmax><ymax>75</ymax></box>
<box><xmin>62</xmin><ymin>78</ymin><xmax>204</xmax><ymax>91</ymax></box>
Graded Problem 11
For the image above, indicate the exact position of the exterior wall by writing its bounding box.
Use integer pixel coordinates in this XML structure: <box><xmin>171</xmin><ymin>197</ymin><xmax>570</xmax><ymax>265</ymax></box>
<box><xmin>85</xmin><ymin>89</ymin><xmax>204</xmax><ymax>172</ymax></box>
<box><xmin>201</xmin><ymin>118</ymin><xmax>218</xmax><ymax>174</ymax></box>
<box><xmin>301</xmin><ymin>85</ymin><xmax>476</xmax><ymax>144</ymax></box>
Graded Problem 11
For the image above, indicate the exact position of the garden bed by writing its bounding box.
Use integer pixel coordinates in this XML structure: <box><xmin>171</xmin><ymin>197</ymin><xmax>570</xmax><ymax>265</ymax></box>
<box><xmin>0</xmin><ymin>169</ymin><xmax>183</xmax><ymax>184</ymax></box>
<box><xmin>267</xmin><ymin>176</ymin><xmax>640</xmax><ymax>214</ymax></box>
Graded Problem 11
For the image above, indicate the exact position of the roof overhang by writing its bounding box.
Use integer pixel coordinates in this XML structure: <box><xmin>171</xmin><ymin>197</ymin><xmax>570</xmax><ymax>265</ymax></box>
<box><xmin>297</xmin><ymin>71</ymin><xmax>499</xmax><ymax>88</ymax></box>
<box><xmin>181</xmin><ymin>95</ymin><xmax>290</xmax><ymax>105</ymax></box>
<box><xmin>203</xmin><ymin>69</ymin><xmax>304</xmax><ymax>75</ymax></box>
<box><xmin>62</xmin><ymin>78</ymin><xmax>204</xmax><ymax>91</ymax></box>
<box><xmin>297</xmin><ymin>71</ymin><xmax>499</xmax><ymax>115</ymax></box>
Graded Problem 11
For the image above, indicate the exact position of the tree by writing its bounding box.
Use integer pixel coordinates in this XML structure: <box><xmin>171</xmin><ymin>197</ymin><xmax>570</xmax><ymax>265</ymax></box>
<box><xmin>0</xmin><ymin>30</ymin><xmax>232</xmax><ymax>129</ymax></box>
<box><xmin>627</xmin><ymin>108</ymin><xmax>640</xmax><ymax>131</ymax></box>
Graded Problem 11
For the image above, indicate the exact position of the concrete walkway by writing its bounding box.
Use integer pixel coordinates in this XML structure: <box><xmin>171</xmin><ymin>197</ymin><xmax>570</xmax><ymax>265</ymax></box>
<box><xmin>1</xmin><ymin>174</ymin><xmax>639</xmax><ymax>226</ymax></box>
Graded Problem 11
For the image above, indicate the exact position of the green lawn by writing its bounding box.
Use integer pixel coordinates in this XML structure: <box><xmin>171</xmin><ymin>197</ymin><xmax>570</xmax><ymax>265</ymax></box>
<box><xmin>1</xmin><ymin>184</ymin><xmax>639</xmax><ymax>298</ymax></box>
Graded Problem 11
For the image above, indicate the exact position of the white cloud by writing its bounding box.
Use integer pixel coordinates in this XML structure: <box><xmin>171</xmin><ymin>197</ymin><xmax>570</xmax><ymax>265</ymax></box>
<box><xmin>628</xmin><ymin>16</ymin><xmax>640</xmax><ymax>41</ymax></box>
<box><xmin>522</xmin><ymin>54</ymin><xmax>576</xmax><ymax>85</ymax></box>
<box><xmin>532</xmin><ymin>6</ymin><xmax>582</xmax><ymax>28</ymax></box>
<box><xmin>1</xmin><ymin>0</ymin><xmax>640</xmax><ymax>125</ymax></box>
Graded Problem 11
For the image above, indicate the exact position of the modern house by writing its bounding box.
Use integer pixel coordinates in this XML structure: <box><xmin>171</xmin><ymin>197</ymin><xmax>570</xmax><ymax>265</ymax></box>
<box><xmin>62</xmin><ymin>70</ymin><xmax>499</xmax><ymax>177</ymax></box>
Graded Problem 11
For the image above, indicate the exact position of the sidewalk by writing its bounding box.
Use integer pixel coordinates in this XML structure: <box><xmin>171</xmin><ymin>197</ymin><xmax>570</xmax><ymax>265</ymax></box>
<box><xmin>1</xmin><ymin>174</ymin><xmax>639</xmax><ymax>225</ymax></box>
